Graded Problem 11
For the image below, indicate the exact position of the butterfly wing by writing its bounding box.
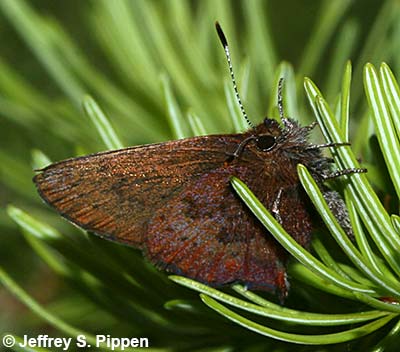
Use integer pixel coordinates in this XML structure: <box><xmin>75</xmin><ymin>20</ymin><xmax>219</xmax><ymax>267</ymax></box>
<box><xmin>33</xmin><ymin>135</ymin><xmax>242</xmax><ymax>247</ymax></box>
<box><xmin>145</xmin><ymin>161</ymin><xmax>312</xmax><ymax>294</ymax></box>
<box><xmin>34</xmin><ymin>131</ymin><xmax>314</xmax><ymax>294</ymax></box>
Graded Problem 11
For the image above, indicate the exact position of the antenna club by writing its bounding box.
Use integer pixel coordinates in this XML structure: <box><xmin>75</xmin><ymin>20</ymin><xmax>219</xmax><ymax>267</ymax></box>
<box><xmin>215</xmin><ymin>21</ymin><xmax>254</xmax><ymax>129</ymax></box>
<box><xmin>215</xmin><ymin>21</ymin><xmax>228</xmax><ymax>48</ymax></box>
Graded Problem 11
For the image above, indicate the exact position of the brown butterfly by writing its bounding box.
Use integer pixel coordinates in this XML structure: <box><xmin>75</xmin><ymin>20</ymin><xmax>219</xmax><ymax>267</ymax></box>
<box><xmin>33</xmin><ymin>23</ymin><xmax>364</xmax><ymax>298</ymax></box>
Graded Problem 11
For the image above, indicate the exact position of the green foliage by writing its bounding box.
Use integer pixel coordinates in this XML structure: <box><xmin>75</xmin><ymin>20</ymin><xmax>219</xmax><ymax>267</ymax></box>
<box><xmin>1</xmin><ymin>0</ymin><xmax>400</xmax><ymax>351</ymax></box>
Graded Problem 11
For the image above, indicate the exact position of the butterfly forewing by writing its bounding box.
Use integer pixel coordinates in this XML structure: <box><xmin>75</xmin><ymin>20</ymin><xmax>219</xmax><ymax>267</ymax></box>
<box><xmin>34</xmin><ymin>135</ymin><xmax>241</xmax><ymax>247</ymax></box>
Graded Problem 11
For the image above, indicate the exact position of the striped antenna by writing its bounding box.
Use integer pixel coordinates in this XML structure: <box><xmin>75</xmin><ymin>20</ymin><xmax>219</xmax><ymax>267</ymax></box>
<box><xmin>215</xmin><ymin>22</ymin><xmax>254</xmax><ymax>129</ymax></box>
<box><xmin>277</xmin><ymin>78</ymin><xmax>284</xmax><ymax>120</ymax></box>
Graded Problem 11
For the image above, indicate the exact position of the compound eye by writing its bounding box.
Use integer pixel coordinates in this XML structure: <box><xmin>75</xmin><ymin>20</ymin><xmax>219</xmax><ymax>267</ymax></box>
<box><xmin>256</xmin><ymin>135</ymin><xmax>276</xmax><ymax>151</ymax></box>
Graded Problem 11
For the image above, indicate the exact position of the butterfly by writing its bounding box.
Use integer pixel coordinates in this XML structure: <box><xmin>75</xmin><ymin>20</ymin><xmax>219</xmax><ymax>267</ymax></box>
<box><xmin>33</xmin><ymin>23</ymin><xmax>364</xmax><ymax>298</ymax></box>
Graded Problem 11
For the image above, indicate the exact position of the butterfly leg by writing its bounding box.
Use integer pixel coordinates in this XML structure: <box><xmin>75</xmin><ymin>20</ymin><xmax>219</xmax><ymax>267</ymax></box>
<box><xmin>271</xmin><ymin>188</ymin><xmax>283</xmax><ymax>224</ymax></box>
<box><xmin>305</xmin><ymin>121</ymin><xmax>318</xmax><ymax>131</ymax></box>
<box><xmin>271</xmin><ymin>187</ymin><xmax>290</xmax><ymax>301</ymax></box>
<box><xmin>322</xmin><ymin>168</ymin><xmax>367</xmax><ymax>180</ymax></box>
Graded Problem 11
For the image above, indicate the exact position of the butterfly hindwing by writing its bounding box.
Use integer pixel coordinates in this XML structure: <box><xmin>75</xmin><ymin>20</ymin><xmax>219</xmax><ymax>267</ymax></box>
<box><xmin>145</xmin><ymin>160</ymin><xmax>312</xmax><ymax>293</ymax></box>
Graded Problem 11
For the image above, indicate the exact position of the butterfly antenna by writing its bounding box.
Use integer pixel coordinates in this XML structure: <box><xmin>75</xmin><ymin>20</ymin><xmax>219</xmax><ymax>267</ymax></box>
<box><xmin>215</xmin><ymin>22</ymin><xmax>254</xmax><ymax>129</ymax></box>
<box><xmin>277</xmin><ymin>77</ymin><xmax>285</xmax><ymax>120</ymax></box>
